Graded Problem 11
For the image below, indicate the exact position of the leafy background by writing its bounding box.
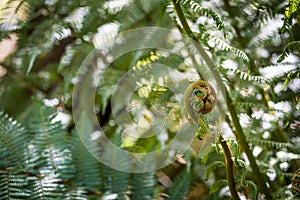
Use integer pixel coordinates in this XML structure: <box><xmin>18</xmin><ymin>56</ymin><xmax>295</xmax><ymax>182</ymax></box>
<box><xmin>0</xmin><ymin>0</ymin><xmax>299</xmax><ymax>199</ymax></box>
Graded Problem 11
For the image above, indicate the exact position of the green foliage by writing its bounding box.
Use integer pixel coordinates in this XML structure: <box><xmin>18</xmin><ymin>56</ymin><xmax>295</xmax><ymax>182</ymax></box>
<box><xmin>280</xmin><ymin>0</ymin><xmax>300</xmax><ymax>33</ymax></box>
<box><xmin>168</xmin><ymin>168</ymin><xmax>191</xmax><ymax>199</ymax></box>
<box><xmin>131</xmin><ymin>172</ymin><xmax>156</xmax><ymax>200</ymax></box>
<box><xmin>0</xmin><ymin>111</ymin><xmax>28</xmax><ymax>169</ymax></box>
<box><xmin>278</xmin><ymin>41</ymin><xmax>300</xmax><ymax>63</ymax></box>
<box><xmin>0</xmin><ymin>0</ymin><xmax>299</xmax><ymax>199</ymax></box>
<box><xmin>205</xmin><ymin>161</ymin><xmax>225</xmax><ymax>181</ymax></box>
<box><xmin>181</xmin><ymin>0</ymin><xmax>225</xmax><ymax>32</ymax></box>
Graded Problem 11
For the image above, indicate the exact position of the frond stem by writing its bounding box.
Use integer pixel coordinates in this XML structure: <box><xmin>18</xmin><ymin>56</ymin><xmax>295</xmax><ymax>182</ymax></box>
<box><xmin>219</xmin><ymin>134</ymin><xmax>240</xmax><ymax>200</ymax></box>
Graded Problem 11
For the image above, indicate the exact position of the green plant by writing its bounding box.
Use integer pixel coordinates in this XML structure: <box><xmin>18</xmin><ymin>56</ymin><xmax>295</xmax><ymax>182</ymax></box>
<box><xmin>0</xmin><ymin>0</ymin><xmax>299</xmax><ymax>199</ymax></box>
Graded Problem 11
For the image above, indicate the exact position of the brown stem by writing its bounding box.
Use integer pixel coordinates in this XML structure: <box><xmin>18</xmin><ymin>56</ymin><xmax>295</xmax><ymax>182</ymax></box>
<box><xmin>219</xmin><ymin>134</ymin><xmax>240</xmax><ymax>200</ymax></box>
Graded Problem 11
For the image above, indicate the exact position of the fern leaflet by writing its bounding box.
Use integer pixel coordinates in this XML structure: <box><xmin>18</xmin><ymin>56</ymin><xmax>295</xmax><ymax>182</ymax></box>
<box><xmin>277</xmin><ymin>41</ymin><xmax>300</xmax><ymax>63</ymax></box>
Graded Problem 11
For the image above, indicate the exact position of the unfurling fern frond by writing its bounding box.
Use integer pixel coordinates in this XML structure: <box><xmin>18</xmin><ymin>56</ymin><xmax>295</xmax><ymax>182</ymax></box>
<box><xmin>277</xmin><ymin>41</ymin><xmax>300</xmax><ymax>63</ymax></box>
<box><xmin>200</xmin><ymin>33</ymin><xmax>249</xmax><ymax>63</ymax></box>
<box><xmin>240</xmin><ymin>168</ymin><xmax>258</xmax><ymax>200</ymax></box>
<box><xmin>205</xmin><ymin>161</ymin><xmax>225</xmax><ymax>181</ymax></box>
<box><xmin>181</xmin><ymin>0</ymin><xmax>225</xmax><ymax>33</ymax></box>
<box><xmin>291</xmin><ymin>168</ymin><xmax>300</xmax><ymax>197</ymax></box>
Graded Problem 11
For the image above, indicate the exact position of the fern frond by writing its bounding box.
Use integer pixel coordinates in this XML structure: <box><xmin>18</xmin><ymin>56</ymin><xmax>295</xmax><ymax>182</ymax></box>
<box><xmin>25</xmin><ymin>103</ymin><xmax>75</xmax><ymax>180</ymax></box>
<box><xmin>181</xmin><ymin>0</ymin><xmax>225</xmax><ymax>32</ymax></box>
<box><xmin>0</xmin><ymin>111</ymin><xmax>29</xmax><ymax>169</ymax></box>
<box><xmin>277</xmin><ymin>41</ymin><xmax>300</xmax><ymax>63</ymax></box>
<box><xmin>71</xmin><ymin>130</ymin><xmax>101</xmax><ymax>192</ymax></box>
<box><xmin>220</xmin><ymin>67</ymin><xmax>268</xmax><ymax>83</ymax></box>
<box><xmin>27</xmin><ymin>175</ymin><xmax>66</xmax><ymax>199</ymax></box>
<box><xmin>248</xmin><ymin>138</ymin><xmax>294</xmax><ymax>150</ymax></box>
<box><xmin>168</xmin><ymin>169</ymin><xmax>190</xmax><ymax>199</ymax></box>
<box><xmin>100</xmin><ymin>130</ymin><xmax>130</xmax><ymax>199</ymax></box>
<box><xmin>0</xmin><ymin>170</ymin><xmax>30</xmax><ymax>199</ymax></box>
<box><xmin>280</xmin><ymin>0</ymin><xmax>300</xmax><ymax>33</ymax></box>
<box><xmin>285</xmin><ymin>0</ymin><xmax>300</xmax><ymax>19</ymax></box>
<box><xmin>59</xmin><ymin>42</ymin><xmax>94</xmax><ymax>95</ymax></box>
<box><xmin>200</xmin><ymin>33</ymin><xmax>249</xmax><ymax>63</ymax></box>
<box><xmin>282</xmin><ymin>68</ymin><xmax>300</xmax><ymax>89</ymax></box>
<box><xmin>259</xmin><ymin>63</ymin><xmax>298</xmax><ymax>81</ymax></box>
<box><xmin>64</xmin><ymin>187</ymin><xmax>88</xmax><ymax>200</ymax></box>
<box><xmin>2</xmin><ymin>0</ymin><xmax>30</xmax><ymax>25</ymax></box>
<box><xmin>235</xmin><ymin>101</ymin><xmax>266</xmax><ymax>109</ymax></box>
<box><xmin>131</xmin><ymin>172</ymin><xmax>156</xmax><ymax>200</ymax></box>
<box><xmin>102</xmin><ymin>166</ymin><xmax>130</xmax><ymax>199</ymax></box>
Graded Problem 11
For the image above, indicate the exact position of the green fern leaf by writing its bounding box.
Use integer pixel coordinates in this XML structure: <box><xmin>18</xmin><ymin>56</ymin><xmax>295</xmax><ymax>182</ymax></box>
<box><xmin>248</xmin><ymin>138</ymin><xmax>295</xmax><ymax>150</ymax></box>
<box><xmin>285</xmin><ymin>0</ymin><xmax>300</xmax><ymax>19</ymax></box>
<box><xmin>0</xmin><ymin>112</ymin><xmax>29</xmax><ymax>169</ymax></box>
<box><xmin>200</xmin><ymin>33</ymin><xmax>249</xmax><ymax>63</ymax></box>
<box><xmin>24</xmin><ymin>102</ymin><xmax>75</xmax><ymax>180</ymax></box>
<box><xmin>27</xmin><ymin>175</ymin><xmax>66</xmax><ymax>199</ymax></box>
<box><xmin>71</xmin><ymin>130</ymin><xmax>101</xmax><ymax>192</ymax></box>
<box><xmin>280</xmin><ymin>0</ymin><xmax>300</xmax><ymax>33</ymax></box>
<box><xmin>282</xmin><ymin>68</ymin><xmax>300</xmax><ymax>89</ymax></box>
<box><xmin>0</xmin><ymin>170</ymin><xmax>30</xmax><ymax>199</ymax></box>
<box><xmin>64</xmin><ymin>187</ymin><xmax>88</xmax><ymax>200</ymax></box>
<box><xmin>277</xmin><ymin>41</ymin><xmax>300</xmax><ymax>63</ymax></box>
<box><xmin>221</xmin><ymin>67</ymin><xmax>268</xmax><ymax>83</ymax></box>
<box><xmin>181</xmin><ymin>0</ymin><xmax>225</xmax><ymax>32</ymax></box>
<box><xmin>131</xmin><ymin>172</ymin><xmax>156</xmax><ymax>200</ymax></box>
<box><xmin>168</xmin><ymin>169</ymin><xmax>190</xmax><ymax>199</ymax></box>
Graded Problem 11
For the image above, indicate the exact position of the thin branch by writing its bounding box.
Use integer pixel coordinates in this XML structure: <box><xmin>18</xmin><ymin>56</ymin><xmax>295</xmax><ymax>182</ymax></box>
<box><xmin>171</xmin><ymin>1</ymin><xmax>273</xmax><ymax>199</ymax></box>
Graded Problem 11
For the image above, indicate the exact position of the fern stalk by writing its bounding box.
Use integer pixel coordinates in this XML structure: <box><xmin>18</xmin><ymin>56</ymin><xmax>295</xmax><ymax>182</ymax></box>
<box><xmin>219</xmin><ymin>134</ymin><xmax>240</xmax><ymax>200</ymax></box>
<box><xmin>171</xmin><ymin>0</ymin><xmax>273</xmax><ymax>199</ymax></box>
